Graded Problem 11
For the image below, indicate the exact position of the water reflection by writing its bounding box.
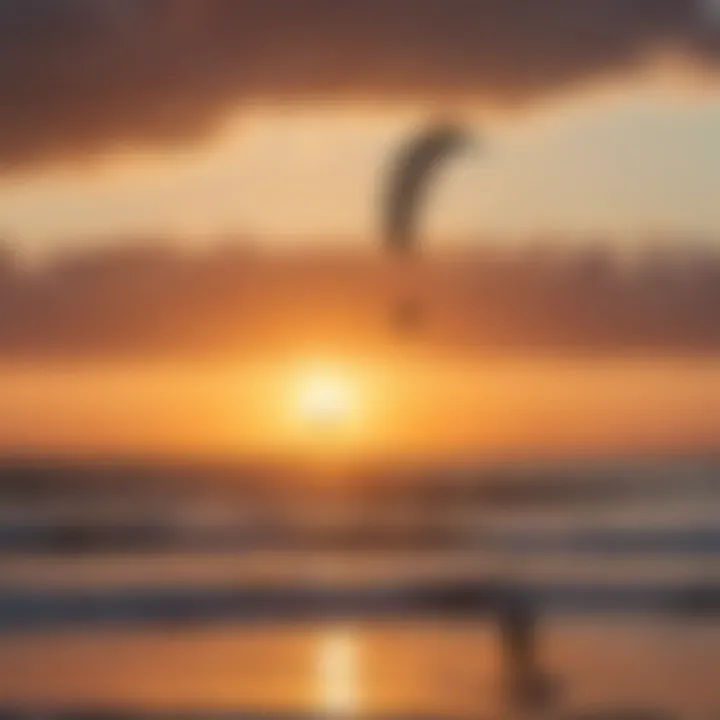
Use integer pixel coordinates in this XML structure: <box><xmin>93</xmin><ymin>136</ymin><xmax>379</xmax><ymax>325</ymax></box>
<box><xmin>318</xmin><ymin>628</ymin><xmax>360</xmax><ymax>716</ymax></box>
<box><xmin>0</xmin><ymin>621</ymin><xmax>715</xmax><ymax>717</ymax></box>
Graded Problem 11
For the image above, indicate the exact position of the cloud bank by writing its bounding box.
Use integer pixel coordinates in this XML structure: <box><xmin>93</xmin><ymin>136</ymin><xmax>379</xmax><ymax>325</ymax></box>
<box><xmin>2</xmin><ymin>240</ymin><xmax>720</xmax><ymax>359</ymax></box>
<box><xmin>0</xmin><ymin>0</ymin><xmax>719</xmax><ymax>169</ymax></box>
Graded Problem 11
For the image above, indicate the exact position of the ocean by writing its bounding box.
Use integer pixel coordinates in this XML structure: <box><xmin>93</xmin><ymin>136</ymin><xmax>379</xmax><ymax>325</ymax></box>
<box><xmin>0</xmin><ymin>459</ymin><xmax>717</xmax><ymax>719</ymax></box>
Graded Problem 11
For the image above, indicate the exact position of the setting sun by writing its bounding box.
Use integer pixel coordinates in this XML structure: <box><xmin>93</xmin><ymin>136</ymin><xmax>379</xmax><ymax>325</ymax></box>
<box><xmin>296</xmin><ymin>365</ymin><xmax>357</xmax><ymax>429</ymax></box>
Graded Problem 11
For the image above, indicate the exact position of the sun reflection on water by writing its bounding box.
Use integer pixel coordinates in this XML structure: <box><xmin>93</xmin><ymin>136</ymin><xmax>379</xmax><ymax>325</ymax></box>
<box><xmin>318</xmin><ymin>628</ymin><xmax>360</xmax><ymax>717</ymax></box>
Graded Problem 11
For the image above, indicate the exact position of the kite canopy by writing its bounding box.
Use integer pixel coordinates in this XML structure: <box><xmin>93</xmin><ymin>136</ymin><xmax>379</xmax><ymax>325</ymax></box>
<box><xmin>382</xmin><ymin>121</ymin><xmax>475</xmax><ymax>258</ymax></box>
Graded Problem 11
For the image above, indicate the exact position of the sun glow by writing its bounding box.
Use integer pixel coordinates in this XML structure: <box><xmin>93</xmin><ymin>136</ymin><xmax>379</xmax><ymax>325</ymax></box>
<box><xmin>280</xmin><ymin>360</ymin><xmax>377</xmax><ymax>461</ymax></box>
<box><xmin>296</xmin><ymin>365</ymin><xmax>357</xmax><ymax>429</ymax></box>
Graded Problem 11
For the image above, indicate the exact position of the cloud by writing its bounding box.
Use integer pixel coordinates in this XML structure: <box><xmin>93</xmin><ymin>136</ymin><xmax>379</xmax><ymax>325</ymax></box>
<box><xmin>2</xmin><ymin>239</ymin><xmax>720</xmax><ymax>359</ymax></box>
<box><xmin>0</xmin><ymin>0</ymin><xmax>718</xmax><ymax>169</ymax></box>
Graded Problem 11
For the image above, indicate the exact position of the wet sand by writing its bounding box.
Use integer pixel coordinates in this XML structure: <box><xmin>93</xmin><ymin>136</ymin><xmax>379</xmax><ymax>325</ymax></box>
<box><xmin>0</xmin><ymin>619</ymin><xmax>716</xmax><ymax>719</ymax></box>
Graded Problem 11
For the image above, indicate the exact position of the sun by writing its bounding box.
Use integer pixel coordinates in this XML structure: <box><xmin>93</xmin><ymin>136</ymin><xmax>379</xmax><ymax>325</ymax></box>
<box><xmin>283</xmin><ymin>360</ymin><xmax>373</xmax><ymax>458</ymax></box>
<box><xmin>295</xmin><ymin>365</ymin><xmax>356</xmax><ymax>429</ymax></box>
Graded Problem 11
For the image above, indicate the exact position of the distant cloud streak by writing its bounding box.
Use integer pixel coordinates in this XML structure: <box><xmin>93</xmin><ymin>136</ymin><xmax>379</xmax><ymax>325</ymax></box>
<box><xmin>0</xmin><ymin>0</ymin><xmax>719</xmax><ymax>169</ymax></box>
<box><xmin>3</xmin><ymin>240</ymin><xmax>720</xmax><ymax>359</ymax></box>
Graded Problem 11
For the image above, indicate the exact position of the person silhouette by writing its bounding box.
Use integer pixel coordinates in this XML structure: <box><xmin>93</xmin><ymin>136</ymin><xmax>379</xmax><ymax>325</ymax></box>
<box><xmin>499</xmin><ymin>597</ymin><xmax>560</xmax><ymax>716</ymax></box>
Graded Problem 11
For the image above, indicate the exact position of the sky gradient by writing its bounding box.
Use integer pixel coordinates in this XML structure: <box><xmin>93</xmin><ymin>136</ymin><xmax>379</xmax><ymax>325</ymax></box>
<box><xmin>4</xmin><ymin>1</ymin><xmax>720</xmax><ymax>459</ymax></box>
<box><xmin>1</xmin><ymin>1</ymin><xmax>720</xmax><ymax>255</ymax></box>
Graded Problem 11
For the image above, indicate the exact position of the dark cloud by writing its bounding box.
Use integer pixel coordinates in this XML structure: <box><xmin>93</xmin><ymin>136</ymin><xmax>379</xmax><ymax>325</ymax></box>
<box><xmin>2</xmin><ymin>240</ymin><xmax>720</xmax><ymax>359</ymax></box>
<box><xmin>0</xmin><ymin>0</ymin><xmax>718</xmax><ymax>169</ymax></box>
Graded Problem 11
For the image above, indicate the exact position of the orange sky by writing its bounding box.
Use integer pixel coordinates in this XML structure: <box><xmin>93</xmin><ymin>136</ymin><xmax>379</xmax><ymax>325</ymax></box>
<box><xmin>3</xmin><ymin>2</ymin><xmax>720</xmax><ymax>461</ymax></box>
<box><xmin>2</xmin><ymin>358</ymin><xmax>720</xmax><ymax>461</ymax></box>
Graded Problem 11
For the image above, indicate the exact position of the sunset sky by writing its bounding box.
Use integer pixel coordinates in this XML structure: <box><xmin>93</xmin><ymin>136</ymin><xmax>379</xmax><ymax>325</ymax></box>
<box><xmin>3</xmin><ymin>1</ymin><xmax>720</xmax><ymax>460</ymax></box>
<box><xmin>0</xmin><ymin>0</ymin><xmax>719</xmax><ymax>255</ymax></box>
<box><xmin>6</xmin><ymin>90</ymin><xmax>720</xmax><ymax>256</ymax></box>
